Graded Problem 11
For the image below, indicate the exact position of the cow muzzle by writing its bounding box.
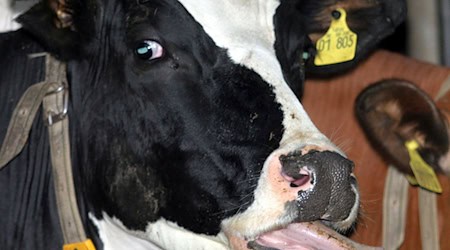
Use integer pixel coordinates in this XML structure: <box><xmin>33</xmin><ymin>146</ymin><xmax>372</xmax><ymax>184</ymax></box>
<box><xmin>279</xmin><ymin>150</ymin><xmax>357</xmax><ymax>227</ymax></box>
<box><xmin>222</xmin><ymin>146</ymin><xmax>362</xmax><ymax>250</ymax></box>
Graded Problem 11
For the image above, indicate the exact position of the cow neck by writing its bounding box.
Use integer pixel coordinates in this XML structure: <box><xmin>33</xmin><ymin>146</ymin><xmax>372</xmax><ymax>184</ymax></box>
<box><xmin>0</xmin><ymin>54</ymin><xmax>94</xmax><ymax>250</ymax></box>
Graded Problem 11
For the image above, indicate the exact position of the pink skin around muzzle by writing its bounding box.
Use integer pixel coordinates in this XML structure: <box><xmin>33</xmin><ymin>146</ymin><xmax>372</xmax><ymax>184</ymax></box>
<box><xmin>224</xmin><ymin>148</ymin><xmax>377</xmax><ymax>250</ymax></box>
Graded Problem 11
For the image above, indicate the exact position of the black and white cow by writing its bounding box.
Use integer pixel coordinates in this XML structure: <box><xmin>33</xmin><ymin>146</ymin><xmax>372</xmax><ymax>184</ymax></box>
<box><xmin>0</xmin><ymin>0</ymin><xmax>405</xmax><ymax>249</ymax></box>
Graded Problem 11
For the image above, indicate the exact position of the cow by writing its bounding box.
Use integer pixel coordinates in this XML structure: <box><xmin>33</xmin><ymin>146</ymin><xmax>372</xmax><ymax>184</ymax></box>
<box><xmin>0</xmin><ymin>0</ymin><xmax>405</xmax><ymax>249</ymax></box>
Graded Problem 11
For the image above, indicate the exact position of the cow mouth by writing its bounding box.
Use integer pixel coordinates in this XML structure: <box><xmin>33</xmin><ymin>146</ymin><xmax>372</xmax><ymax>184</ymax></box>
<box><xmin>245</xmin><ymin>221</ymin><xmax>380</xmax><ymax>250</ymax></box>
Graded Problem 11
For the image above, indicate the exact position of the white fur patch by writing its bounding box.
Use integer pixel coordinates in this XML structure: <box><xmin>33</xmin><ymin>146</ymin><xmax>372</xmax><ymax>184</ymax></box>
<box><xmin>144</xmin><ymin>218</ymin><xmax>230</xmax><ymax>250</ymax></box>
<box><xmin>90</xmin><ymin>213</ymin><xmax>162</xmax><ymax>250</ymax></box>
<box><xmin>176</xmin><ymin>0</ymin><xmax>329</xmax><ymax>147</ymax></box>
<box><xmin>0</xmin><ymin>0</ymin><xmax>37</xmax><ymax>32</ymax></box>
<box><xmin>90</xmin><ymin>212</ymin><xmax>230</xmax><ymax>250</ymax></box>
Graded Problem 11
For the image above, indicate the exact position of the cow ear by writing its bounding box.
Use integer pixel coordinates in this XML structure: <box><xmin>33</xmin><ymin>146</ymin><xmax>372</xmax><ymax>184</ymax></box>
<box><xmin>16</xmin><ymin>0</ymin><xmax>95</xmax><ymax>60</ymax></box>
<box><xmin>355</xmin><ymin>79</ymin><xmax>449</xmax><ymax>175</ymax></box>
<box><xmin>300</xmin><ymin>0</ymin><xmax>406</xmax><ymax>75</ymax></box>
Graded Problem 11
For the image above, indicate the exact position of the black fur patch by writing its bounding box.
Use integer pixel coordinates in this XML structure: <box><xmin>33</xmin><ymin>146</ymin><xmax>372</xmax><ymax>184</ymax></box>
<box><xmin>65</xmin><ymin>0</ymin><xmax>284</xmax><ymax>234</ymax></box>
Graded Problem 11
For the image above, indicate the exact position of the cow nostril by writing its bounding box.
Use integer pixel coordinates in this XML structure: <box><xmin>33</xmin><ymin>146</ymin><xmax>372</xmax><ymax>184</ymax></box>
<box><xmin>281</xmin><ymin>167</ymin><xmax>313</xmax><ymax>188</ymax></box>
<box><xmin>289</xmin><ymin>174</ymin><xmax>310</xmax><ymax>187</ymax></box>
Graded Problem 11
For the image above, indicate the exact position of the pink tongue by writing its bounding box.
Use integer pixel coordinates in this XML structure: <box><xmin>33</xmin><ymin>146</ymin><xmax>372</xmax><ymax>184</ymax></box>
<box><xmin>256</xmin><ymin>222</ymin><xmax>382</xmax><ymax>250</ymax></box>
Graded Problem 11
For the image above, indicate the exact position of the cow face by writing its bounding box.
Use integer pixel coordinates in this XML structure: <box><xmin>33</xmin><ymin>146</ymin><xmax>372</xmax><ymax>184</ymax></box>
<box><xmin>356</xmin><ymin>79</ymin><xmax>450</xmax><ymax>177</ymax></box>
<box><xmin>18</xmin><ymin>0</ymin><xmax>404</xmax><ymax>249</ymax></box>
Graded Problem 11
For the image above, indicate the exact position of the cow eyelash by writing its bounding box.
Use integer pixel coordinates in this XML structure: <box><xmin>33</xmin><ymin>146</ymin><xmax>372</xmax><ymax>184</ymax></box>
<box><xmin>134</xmin><ymin>40</ymin><xmax>164</xmax><ymax>61</ymax></box>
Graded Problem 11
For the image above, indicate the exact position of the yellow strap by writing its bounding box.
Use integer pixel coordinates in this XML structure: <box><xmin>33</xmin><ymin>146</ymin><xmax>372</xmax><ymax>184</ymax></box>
<box><xmin>63</xmin><ymin>239</ymin><xmax>96</xmax><ymax>250</ymax></box>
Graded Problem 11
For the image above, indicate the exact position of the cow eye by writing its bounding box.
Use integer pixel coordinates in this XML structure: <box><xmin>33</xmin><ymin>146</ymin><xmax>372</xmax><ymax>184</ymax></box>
<box><xmin>134</xmin><ymin>40</ymin><xmax>164</xmax><ymax>60</ymax></box>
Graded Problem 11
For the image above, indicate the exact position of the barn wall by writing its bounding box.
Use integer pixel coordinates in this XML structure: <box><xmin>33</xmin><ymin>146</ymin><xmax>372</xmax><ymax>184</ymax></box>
<box><xmin>406</xmin><ymin>0</ymin><xmax>441</xmax><ymax>64</ymax></box>
<box><xmin>441</xmin><ymin>0</ymin><xmax>450</xmax><ymax>66</ymax></box>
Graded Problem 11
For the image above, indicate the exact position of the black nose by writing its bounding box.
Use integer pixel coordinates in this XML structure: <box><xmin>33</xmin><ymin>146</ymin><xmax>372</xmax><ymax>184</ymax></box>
<box><xmin>279</xmin><ymin>150</ymin><xmax>357</xmax><ymax>222</ymax></box>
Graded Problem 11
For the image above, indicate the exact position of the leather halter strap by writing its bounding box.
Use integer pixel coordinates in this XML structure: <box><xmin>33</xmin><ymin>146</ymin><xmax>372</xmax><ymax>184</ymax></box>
<box><xmin>0</xmin><ymin>54</ymin><xmax>94</xmax><ymax>250</ymax></box>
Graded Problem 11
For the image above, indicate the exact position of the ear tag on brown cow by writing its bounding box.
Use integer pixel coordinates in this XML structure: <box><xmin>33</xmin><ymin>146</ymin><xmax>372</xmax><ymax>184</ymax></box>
<box><xmin>314</xmin><ymin>8</ymin><xmax>357</xmax><ymax>66</ymax></box>
<box><xmin>406</xmin><ymin>174</ymin><xmax>419</xmax><ymax>186</ymax></box>
<box><xmin>405</xmin><ymin>140</ymin><xmax>442</xmax><ymax>193</ymax></box>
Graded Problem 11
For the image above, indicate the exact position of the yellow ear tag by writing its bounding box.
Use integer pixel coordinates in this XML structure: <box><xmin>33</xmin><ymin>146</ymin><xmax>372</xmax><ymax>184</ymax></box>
<box><xmin>405</xmin><ymin>140</ymin><xmax>442</xmax><ymax>193</ymax></box>
<box><xmin>63</xmin><ymin>239</ymin><xmax>96</xmax><ymax>250</ymax></box>
<box><xmin>314</xmin><ymin>8</ymin><xmax>357</xmax><ymax>66</ymax></box>
<box><xmin>405</xmin><ymin>174</ymin><xmax>419</xmax><ymax>186</ymax></box>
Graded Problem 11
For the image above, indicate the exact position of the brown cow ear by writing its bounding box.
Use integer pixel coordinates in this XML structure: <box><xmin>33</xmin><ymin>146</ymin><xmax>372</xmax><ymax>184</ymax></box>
<box><xmin>16</xmin><ymin>0</ymin><xmax>95</xmax><ymax>60</ymax></box>
<box><xmin>355</xmin><ymin>79</ymin><xmax>449</xmax><ymax>175</ymax></box>
<box><xmin>298</xmin><ymin>0</ymin><xmax>406</xmax><ymax>75</ymax></box>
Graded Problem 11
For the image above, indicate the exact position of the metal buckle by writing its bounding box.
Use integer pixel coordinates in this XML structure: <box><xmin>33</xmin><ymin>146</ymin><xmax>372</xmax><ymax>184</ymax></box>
<box><xmin>44</xmin><ymin>81</ymin><xmax>69</xmax><ymax>126</ymax></box>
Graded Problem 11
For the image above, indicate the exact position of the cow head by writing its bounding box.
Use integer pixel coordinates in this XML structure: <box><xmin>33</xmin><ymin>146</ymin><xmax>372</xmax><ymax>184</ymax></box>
<box><xmin>356</xmin><ymin>79</ymin><xmax>450</xmax><ymax>177</ymax></box>
<box><xmin>18</xmin><ymin>0</ymin><xmax>404</xmax><ymax>249</ymax></box>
